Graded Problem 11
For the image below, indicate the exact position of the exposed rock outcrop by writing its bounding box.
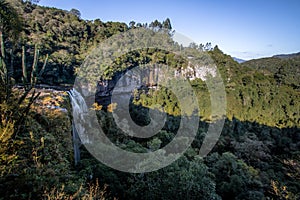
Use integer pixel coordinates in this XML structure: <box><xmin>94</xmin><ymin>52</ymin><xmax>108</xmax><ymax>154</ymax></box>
<box><xmin>95</xmin><ymin>63</ymin><xmax>217</xmax><ymax>107</ymax></box>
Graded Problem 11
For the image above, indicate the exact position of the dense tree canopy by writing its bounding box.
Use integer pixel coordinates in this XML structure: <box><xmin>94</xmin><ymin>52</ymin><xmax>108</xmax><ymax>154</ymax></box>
<box><xmin>0</xmin><ymin>0</ymin><xmax>23</xmax><ymax>40</ymax></box>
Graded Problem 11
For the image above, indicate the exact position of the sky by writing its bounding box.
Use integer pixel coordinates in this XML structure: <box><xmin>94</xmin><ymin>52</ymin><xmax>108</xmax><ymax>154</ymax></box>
<box><xmin>38</xmin><ymin>0</ymin><xmax>300</xmax><ymax>60</ymax></box>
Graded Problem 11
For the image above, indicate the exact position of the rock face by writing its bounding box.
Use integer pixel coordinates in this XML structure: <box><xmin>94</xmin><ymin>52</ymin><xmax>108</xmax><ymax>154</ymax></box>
<box><xmin>95</xmin><ymin>67</ymin><xmax>139</xmax><ymax>107</ymax></box>
<box><xmin>175</xmin><ymin>62</ymin><xmax>217</xmax><ymax>81</ymax></box>
<box><xmin>95</xmin><ymin>65</ymin><xmax>163</xmax><ymax>107</ymax></box>
<box><xmin>95</xmin><ymin>63</ymin><xmax>217</xmax><ymax>107</ymax></box>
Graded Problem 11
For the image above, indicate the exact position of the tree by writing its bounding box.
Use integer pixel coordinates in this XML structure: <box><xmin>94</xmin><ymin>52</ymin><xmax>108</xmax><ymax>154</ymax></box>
<box><xmin>208</xmin><ymin>152</ymin><xmax>264</xmax><ymax>199</ymax></box>
<box><xmin>162</xmin><ymin>18</ymin><xmax>172</xmax><ymax>30</ymax></box>
<box><xmin>129</xmin><ymin>21</ymin><xmax>136</xmax><ymax>29</ymax></box>
<box><xmin>24</xmin><ymin>0</ymin><xmax>40</xmax><ymax>3</ymax></box>
<box><xmin>0</xmin><ymin>0</ymin><xmax>23</xmax><ymax>85</ymax></box>
<box><xmin>198</xmin><ymin>43</ymin><xmax>204</xmax><ymax>51</ymax></box>
<box><xmin>127</xmin><ymin>156</ymin><xmax>220</xmax><ymax>199</ymax></box>
<box><xmin>0</xmin><ymin>0</ymin><xmax>23</xmax><ymax>41</ymax></box>
<box><xmin>204</xmin><ymin>42</ymin><xmax>212</xmax><ymax>51</ymax></box>
<box><xmin>70</xmin><ymin>8</ymin><xmax>81</xmax><ymax>18</ymax></box>
<box><xmin>189</xmin><ymin>42</ymin><xmax>198</xmax><ymax>49</ymax></box>
<box><xmin>274</xmin><ymin>66</ymin><xmax>286</xmax><ymax>86</ymax></box>
<box><xmin>149</xmin><ymin>19</ymin><xmax>162</xmax><ymax>30</ymax></box>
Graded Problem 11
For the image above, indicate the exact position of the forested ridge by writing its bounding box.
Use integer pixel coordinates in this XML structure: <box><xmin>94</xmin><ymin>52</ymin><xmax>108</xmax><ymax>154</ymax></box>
<box><xmin>0</xmin><ymin>1</ymin><xmax>299</xmax><ymax>199</ymax></box>
<box><xmin>241</xmin><ymin>54</ymin><xmax>300</xmax><ymax>89</ymax></box>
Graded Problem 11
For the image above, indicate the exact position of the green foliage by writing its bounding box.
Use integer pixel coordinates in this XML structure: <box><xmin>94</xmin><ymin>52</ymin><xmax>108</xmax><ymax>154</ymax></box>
<box><xmin>69</xmin><ymin>8</ymin><xmax>81</xmax><ymax>18</ymax></box>
<box><xmin>206</xmin><ymin>152</ymin><xmax>264</xmax><ymax>199</ymax></box>
<box><xmin>127</xmin><ymin>156</ymin><xmax>220</xmax><ymax>200</ymax></box>
<box><xmin>205</xmin><ymin>46</ymin><xmax>300</xmax><ymax>127</ymax></box>
<box><xmin>7</xmin><ymin>1</ymin><xmax>129</xmax><ymax>85</ymax></box>
<box><xmin>122</xmin><ymin>44</ymin><xmax>299</xmax><ymax>128</ymax></box>
<box><xmin>0</xmin><ymin>0</ymin><xmax>23</xmax><ymax>41</ymax></box>
<box><xmin>0</xmin><ymin>1</ymin><xmax>299</xmax><ymax>199</ymax></box>
<box><xmin>0</xmin><ymin>24</ymin><xmax>47</xmax><ymax>137</ymax></box>
<box><xmin>242</xmin><ymin>55</ymin><xmax>300</xmax><ymax>88</ymax></box>
<box><xmin>0</xmin><ymin>13</ymin><xmax>92</xmax><ymax>198</ymax></box>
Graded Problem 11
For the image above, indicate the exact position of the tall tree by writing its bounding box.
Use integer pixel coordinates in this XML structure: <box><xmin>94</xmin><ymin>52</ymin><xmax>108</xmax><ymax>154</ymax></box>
<box><xmin>70</xmin><ymin>8</ymin><xmax>81</xmax><ymax>18</ymax></box>
<box><xmin>129</xmin><ymin>21</ymin><xmax>136</xmax><ymax>29</ymax></box>
<box><xmin>0</xmin><ymin>0</ymin><xmax>23</xmax><ymax>80</ymax></box>
<box><xmin>149</xmin><ymin>20</ymin><xmax>162</xmax><ymax>30</ymax></box>
<box><xmin>27</xmin><ymin>0</ymin><xmax>40</xmax><ymax>3</ymax></box>
<box><xmin>162</xmin><ymin>18</ymin><xmax>172</xmax><ymax>30</ymax></box>
<box><xmin>0</xmin><ymin>0</ymin><xmax>23</xmax><ymax>42</ymax></box>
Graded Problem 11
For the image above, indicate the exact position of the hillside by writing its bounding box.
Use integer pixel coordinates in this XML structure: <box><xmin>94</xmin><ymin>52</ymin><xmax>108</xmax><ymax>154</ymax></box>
<box><xmin>233</xmin><ymin>57</ymin><xmax>246</xmax><ymax>63</ymax></box>
<box><xmin>273</xmin><ymin>52</ymin><xmax>300</xmax><ymax>59</ymax></box>
<box><xmin>0</xmin><ymin>1</ymin><xmax>299</xmax><ymax>200</ymax></box>
<box><xmin>241</xmin><ymin>53</ymin><xmax>300</xmax><ymax>89</ymax></box>
<box><xmin>9</xmin><ymin>0</ymin><xmax>129</xmax><ymax>85</ymax></box>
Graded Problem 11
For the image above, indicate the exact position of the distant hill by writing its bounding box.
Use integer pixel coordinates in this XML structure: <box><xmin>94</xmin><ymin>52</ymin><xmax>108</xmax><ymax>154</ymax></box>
<box><xmin>233</xmin><ymin>57</ymin><xmax>246</xmax><ymax>63</ymax></box>
<box><xmin>273</xmin><ymin>52</ymin><xmax>300</xmax><ymax>59</ymax></box>
<box><xmin>241</xmin><ymin>53</ymin><xmax>300</xmax><ymax>88</ymax></box>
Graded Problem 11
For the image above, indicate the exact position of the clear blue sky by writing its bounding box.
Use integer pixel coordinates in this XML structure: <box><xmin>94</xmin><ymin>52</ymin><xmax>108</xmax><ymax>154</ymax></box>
<box><xmin>39</xmin><ymin>0</ymin><xmax>300</xmax><ymax>60</ymax></box>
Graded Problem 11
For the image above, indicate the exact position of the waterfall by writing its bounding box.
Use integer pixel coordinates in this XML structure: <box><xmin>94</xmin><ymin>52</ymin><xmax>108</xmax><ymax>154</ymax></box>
<box><xmin>67</xmin><ymin>88</ymin><xmax>90</xmax><ymax>165</ymax></box>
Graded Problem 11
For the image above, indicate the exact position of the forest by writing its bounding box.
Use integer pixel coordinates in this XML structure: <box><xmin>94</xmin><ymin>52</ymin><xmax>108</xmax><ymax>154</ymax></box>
<box><xmin>0</xmin><ymin>0</ymin><xmax>299</xmax><ymax>199</ymax></box>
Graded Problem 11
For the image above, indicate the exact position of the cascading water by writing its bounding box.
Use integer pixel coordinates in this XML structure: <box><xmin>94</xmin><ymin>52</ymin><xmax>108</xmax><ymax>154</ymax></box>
<box><xmin>67</xmin><ymin>88</ymin><xmax>91</xmax><ymax>165</ymax></box>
